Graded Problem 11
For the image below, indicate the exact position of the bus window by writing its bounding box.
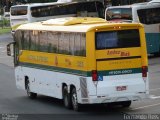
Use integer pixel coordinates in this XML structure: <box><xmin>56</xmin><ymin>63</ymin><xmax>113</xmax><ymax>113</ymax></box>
<box><xmin>31</xmin><ymin>1</ymin><xmax>104</xmax><ymax>18</ymax></box>
<box><xmin>39</xmin><ymin>31</ymin><xmax>49</xmax><ymax>52</ymax></box>
<box><xmin>137</xmin><ymin>7</ymin><xmax>160</xmax><ymax>24</ymax></box>
<box><xmin>96</xmin><ymin>29</ymin><xmax>140</xmax><ymax>49</ymax></box>
<box><xmin>30</xmin><ymin>31</ymin><xmax>39</xmax><ymax>51</ymax></box>
<box><xmin>106</xmin><ymin>8</ymin><xmax>132</xmax><ymax>20</ymax></box>
<box><xmin>58</xmin><ymin>33</ymin><xmax>70</xmax><ymax>55</ymax></box>
<box><xmin>48</xmin><ymin>32</ymin><xmax>59</xmax><ymax>53</ymax></box>
<box><xmin>22</xmin><ymin>31</ymin><xmax>30</xmax><ymax>50</ymax></box>
<box><xmin>96</xmin><ymin>1</ymin><xmax>105</xmax><ymax>18</ymax></box>
<box><xmin>11</xmin><ymin>6</ymin><xmax>28</xmax><ymax>16</ymax></box>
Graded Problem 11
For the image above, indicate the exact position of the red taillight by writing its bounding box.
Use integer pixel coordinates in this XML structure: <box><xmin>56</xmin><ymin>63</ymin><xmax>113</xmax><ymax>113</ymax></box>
<box><xmin>142</xmin><ymin>66</ymin><xmax>147</xmax><ymax>77</ymax></box>
<box><xmin>92</xmin><ymin>70</ymin><xmax>98</xmax><ymax>81</ymax></box>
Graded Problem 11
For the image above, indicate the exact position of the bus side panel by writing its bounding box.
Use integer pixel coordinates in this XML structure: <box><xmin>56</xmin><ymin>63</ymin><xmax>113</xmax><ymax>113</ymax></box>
<box><xmin>15</xmin><ymin>66</ymin><xmax>58</xmax><ymax>97</ymax></box>
<box><xmin>10</xmin><ymin>16</ymin><xmax>28</xmax><ymax>33</ymax></box>
<box><xmin>145</xmin><ymin>33</ymin><xmax>160</xmax><ymax>54</ymax></box>
<box><xmin>144</xmin><ymin>24</ymin><xmax>160</xmax><ymax>54</ymax></box>
<box><xmin>15</xmin><ymin>66</ymin><xmax>85</xmax><ymax>100</ymax></box>
<box><xmin>15</xmin><ymin>67</ymin><xmax>26</xmax><ymax>90</ymax></box>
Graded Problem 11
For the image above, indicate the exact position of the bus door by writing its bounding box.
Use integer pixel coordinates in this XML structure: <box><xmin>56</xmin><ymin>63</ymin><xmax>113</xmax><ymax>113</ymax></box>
<box><xmin>95</xmin><ymin>28</ymin><xmax>148</xmax><ymax>97</ymax></box>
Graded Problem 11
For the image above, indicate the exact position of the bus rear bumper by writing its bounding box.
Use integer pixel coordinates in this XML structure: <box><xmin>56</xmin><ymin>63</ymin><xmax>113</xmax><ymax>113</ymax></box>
<box><xmin>80</xmin><ymin>94</ymin><xmax>149</xmax><ymax>104</ymax></box>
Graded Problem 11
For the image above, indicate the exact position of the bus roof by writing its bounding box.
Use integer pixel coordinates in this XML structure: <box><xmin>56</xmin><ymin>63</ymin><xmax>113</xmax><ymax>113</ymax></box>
<box><xmin>17</xmin><ymin>17</ymin><xmax>143</xmax><ymax>32</ymax></box>
<box><xmin>10</xmin><ymin>2</ymin><xmax>64</xmax><ymax>8</ymax></box>
<box><xmin>11</xmin><ymin>1</ymin><xmax>102</xmax><ymax>8</ymax></box>
<box><xmin>149</xmin><ymin>0</ymin><xmax>160</xmax><ymax>3</ymax></box>
<box><xmin>107</xmin><ymin>2</ymin><xmax>160</xmax><ymax>9</ymax></box>
<box><xmin>42</xmin><ymin>17</ymin><xmax>106</xmax><ymax>26</ymax></box>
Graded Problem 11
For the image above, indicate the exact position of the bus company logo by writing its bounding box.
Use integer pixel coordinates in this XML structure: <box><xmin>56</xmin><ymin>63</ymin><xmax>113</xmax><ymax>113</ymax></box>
<box><xmin>107</xmin><ymin>50</ymin><xmax>130</xmax><ymax>57</ymax></box>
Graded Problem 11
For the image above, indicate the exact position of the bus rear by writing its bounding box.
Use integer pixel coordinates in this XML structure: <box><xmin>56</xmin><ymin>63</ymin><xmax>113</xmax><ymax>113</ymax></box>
<box><xmin>10</xmin><ymin>5</ymin><xmax>28</xmax><ymax>34</ymax></box>
<box><xmin>87</xmin><ymin>23</ymin><xmax>149</xmax><ymax>106</ymax></box>
<box><xmin>105</xmin><ymin>3</ymin><xmax>160</xmax><ymax>55</ymax></box>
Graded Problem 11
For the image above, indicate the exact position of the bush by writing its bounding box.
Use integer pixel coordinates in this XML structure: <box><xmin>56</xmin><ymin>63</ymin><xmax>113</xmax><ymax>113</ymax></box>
<box><xmin>3</xmin><ymin>18</ymin><xmax>10</xmax><ymax>27</ymax></box>
<box><xmin>0</xmin><ymin>18</ymin><xmax>10</xmax><ymax>28</ymax></box>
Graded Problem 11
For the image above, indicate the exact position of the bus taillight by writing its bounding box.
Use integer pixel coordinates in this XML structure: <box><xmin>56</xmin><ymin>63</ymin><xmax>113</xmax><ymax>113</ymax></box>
<box><xmin>142</xmin><ymin>66</ymin><xmax>147</xmax><ymax>77</ymax></box>
<box><xmin>92</xmin><ymin>70</ymin><xmax>98</xmax><ymax>81</ymax></box>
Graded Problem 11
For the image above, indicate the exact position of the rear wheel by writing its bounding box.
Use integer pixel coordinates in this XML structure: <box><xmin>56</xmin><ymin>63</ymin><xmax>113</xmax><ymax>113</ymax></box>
<box><xmin>71</xmin><ymin>87</ymin><xmax>81</xmax><ymax>111</ymax></box>
<box><xmin>26</xmin><ymin>80</ymin><xmax>37</xmax><ymax>99</ymax></box>
<box><xmin>63</xmin><ymin>86</ymin><xmax>72</xmax><ymax>109</ymax></box>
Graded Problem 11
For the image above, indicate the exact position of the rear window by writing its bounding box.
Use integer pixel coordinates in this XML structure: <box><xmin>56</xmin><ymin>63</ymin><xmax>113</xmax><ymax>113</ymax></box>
<box><xmin>106</xmin><ymin>8</ymin><xmax>132</xmax><ymax>20</ymax></box>
<box><xmin>96</xmin><ymin>29</ymin><xmax>140</xmax><ymax>50</ymax></box>
<box><xmin>11</xmin><ymin>6</ymin><xmax>28</xmax><ymax>16</ymax></box>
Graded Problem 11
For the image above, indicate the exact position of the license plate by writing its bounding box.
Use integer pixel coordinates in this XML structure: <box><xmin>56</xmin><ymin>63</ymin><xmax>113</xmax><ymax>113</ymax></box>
<box><xmin>116</xmin><ymin>86</ymin><xmax>127</xmax><ymax>91</ymax></box>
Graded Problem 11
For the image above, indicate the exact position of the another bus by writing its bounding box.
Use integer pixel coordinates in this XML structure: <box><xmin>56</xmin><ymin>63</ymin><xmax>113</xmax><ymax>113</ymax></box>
<box><xmin>148</xmin><ymin>0</ymin><xmax>160</xmax><ymax>3</ymax></box>
<box><xmin>105</xmin><ymin>2</ymin><xmax>160</xmax><ymax>55</ymax></box>
<box><xmin>10</xmin><ymin>1</ymin><xmax>104</xmax><ymax>34</ymax></box>
<box><xmin>7</xmin><ymin>17</ymin><xmax>149</xmax><ymax>111</ymax></box>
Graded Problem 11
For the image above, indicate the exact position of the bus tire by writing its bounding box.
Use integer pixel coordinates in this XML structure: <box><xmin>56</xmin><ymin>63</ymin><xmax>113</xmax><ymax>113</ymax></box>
<box><xmin>26</xmin><ymin>81</ymin><xmax>37</xmax><ymax>99</ymax></box>
<box><xmin>71</xmin><ymin>87</ymin><xmax>81</xmax><ymax>111</ymax></box>
<box><xmin>63</xmin><ymin>86</ymin><xmax>72</xmax><ymax>109</ymax></box>
<box><xmin>121</xmin><ymin>101</ymin><xmax>131</xmax><ymax>108</ymax></box>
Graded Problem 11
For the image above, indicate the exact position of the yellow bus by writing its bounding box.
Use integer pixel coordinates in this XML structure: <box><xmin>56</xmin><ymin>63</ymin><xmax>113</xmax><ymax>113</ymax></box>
<box><xmin>7</xmin><ymin>17</ymin><xmax>149</xmax><ymax>111</ymax></box>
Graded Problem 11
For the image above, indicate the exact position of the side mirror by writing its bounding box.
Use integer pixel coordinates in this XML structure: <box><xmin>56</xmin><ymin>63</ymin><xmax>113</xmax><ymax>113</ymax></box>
<box><xmin>7</xmin><ymin>44</ymin><xmax>11</xmax><ymax>56</ymax></box>
<box><xmin>7</xmin><ymin>42</ymin><xmax>15</xmax><ymax>56</ymax></box>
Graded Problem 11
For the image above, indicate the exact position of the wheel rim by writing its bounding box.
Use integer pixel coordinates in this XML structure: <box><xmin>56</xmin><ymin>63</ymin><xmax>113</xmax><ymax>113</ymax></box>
<box><xmin>27</xmin><ymin>83</ymin><xmax>31</xmax><ymax>97</ymax></box>
<box><xmin>72</xmin><ymin>91</ymin><xmax>78</xmax><ymax>110</ymax></box>
<box><xmin>64</xmin><ymin>93</ymin><xmax>68</xmax><ymax>107</ymax></box>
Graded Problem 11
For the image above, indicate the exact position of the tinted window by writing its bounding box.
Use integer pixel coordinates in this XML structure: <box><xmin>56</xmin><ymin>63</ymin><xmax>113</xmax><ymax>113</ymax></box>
<box><xmin>22</xmin><ymin>30</ymin><xmax>30</xmax><ymax>50</ymax></box>
<box><xmin>11</xmin><ymin>6</ymin><xmax>28</xmax><ymax>16</ymax></box>
<box><xmin>96</xmin><ymin>1</ymin><xmax>105</xmax><ymax>18</ymax></box>
<box><xmin>137</xmin><ymin>7</ymin><xmax>160</xmax><ymax>24</ymax></box>
<box><xmin>106</xmin><ymin>8</ymin><xmax>132</xmax><ymax>20</ymax></box>
<box><xmin>96</xmin><ymin>29</ymin><xmax>140</xmax><ymax>49</ymax></box>
<box><xmin>15</xmin><ymin>30</ymin><xmax>86</xmax><ymax>56</ymax></box>
<box><xmin>112</xmin><ymin>0</ymin><xmax>146</xmax><ymax>6</ymax></box>
<box><xmin>30</xmin><ymin>31</ymin><xmax>39</xmax><ymax>51</ymax></box>
<box><xmin>31</xmin><ymin>1</ymin><xmax>104</xmax><ymax>18</ymax></box>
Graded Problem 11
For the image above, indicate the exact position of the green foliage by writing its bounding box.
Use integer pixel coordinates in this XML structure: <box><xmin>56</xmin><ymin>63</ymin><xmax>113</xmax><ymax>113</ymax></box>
<box><xmin>0</xmin><ymin>27</ymin><xmax>11</xmax><ymax>34</ymax></box>
<box><xmin>3</xmin><ymin>18</ymin><xmax>10</xmax><ymax>26</ymax></box>
<box><xmin>0</xmin><ymin>18</ymin><xmax>10</xmax><ymax>28</ymax></box>
<box><xmin>0</xmin><ymin>7</ymin><xmax>3</xmax><ymax>15</ymax></box>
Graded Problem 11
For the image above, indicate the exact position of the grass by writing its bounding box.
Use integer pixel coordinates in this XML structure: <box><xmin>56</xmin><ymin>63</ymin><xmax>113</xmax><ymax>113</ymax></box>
<box><xmin>0</xmin><ymin>27</ymin><xmax>11</xmax><ymax>34</ymax></box>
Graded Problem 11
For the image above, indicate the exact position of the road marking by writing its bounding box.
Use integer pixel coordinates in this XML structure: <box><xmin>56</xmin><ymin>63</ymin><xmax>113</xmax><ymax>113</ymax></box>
<box><xmin>149</xmin><ymin>95</ymin><xmax>160</xmax><ymax>99</ymax></box>
<box><xmin>1</xmin><ymin>50</ymin><xmax>6</xmax><ymax>52</ymax></box>
<box><xmin>0</xmin><ymin>57</ymin><xmax>10</xmax><ymax>58</ymax></box>
<box><xmin>150</xmin><ymin>88</ymin><xmax>160</xmax><ymax>91</ymax></box>
<box><xmin>131</xmin><ymin>103</ymin><xmax>160</xmax><ymax>110</ymax></box>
